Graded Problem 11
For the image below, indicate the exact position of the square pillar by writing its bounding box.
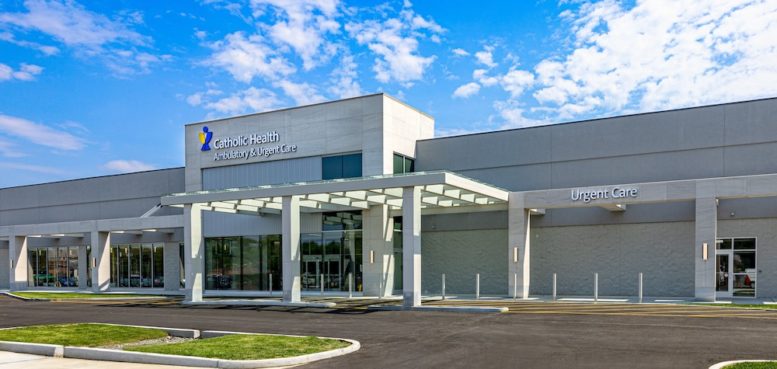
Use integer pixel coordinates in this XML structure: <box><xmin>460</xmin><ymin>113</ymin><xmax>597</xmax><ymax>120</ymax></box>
<box><xmin>695</xmin><ymin>195</ymin><xmax>717</xmax><ymax>301</ymax></box>
<box><xmin>91</xmin><ymin>231</ymin><xmax>111</xmax><ymax>292</ymax></box>
<box><xmin>402</xmin><ymin>186</ymin><xmax>421</xmax><ymax>308</ymax></box>
<box><xmin>362</xmin><ymin>205</ymin><xmax>394</xmax><ymax>297</ymax></box>
<box><xmin>282</xmin><ymin>196</ymin><xmax>301</xmax><ymax>303</ymax></box>
<box><xmin>508</xmin><ymin>193</ymin><xmax>531</xmax><ymax>299</ymax></box>
<box><xmin>164</xmin><ymin>242</ymin><xmax>182</xmax><ymax>292</ymax></box>
<box><xmin>77</xmin><ymin>245</ymin><xmax>88</xmax><ymax>290</ymax></box>
<box><xmin>184</xmin><ymin>204</ymin><xmax>204</xmax><ymax>302</ymax></box>
<box><xmin>9</xmin><ymin>235</ymin><xmax>29</xmax><ymax>290</ymax></box>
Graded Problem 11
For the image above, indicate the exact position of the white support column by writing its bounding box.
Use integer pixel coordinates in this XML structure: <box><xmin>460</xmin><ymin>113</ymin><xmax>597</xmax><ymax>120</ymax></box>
<box><xmin>694</xmin><ymin>192</ymin><xmax>717</xmax><ymax>301</ymax></box>
<box><xmin>402</xmin><ymin>186</ymin><xmax>422</xmax><ymax>308</ymax></box>
<box><xmin>8</xmin><ymin>235</ymin><xmax>29</xmax><ymax>290</ymax></box>
<box><xmin>91</xmin><ymin>231</ymin><xmax>111</xmax><ymax>292</ymax></box>
<box><xmin>163</xmin><ymin>242</ymin><xmax>182</xmax><ymax>292</ymax></box>
<box><xmin>282</xmin><ymin>196</ymin><xmax>301</xmax><ymax>303</ymax></box>
<box><xmin>77</xmin><ymin>245</ymin><xmax>88</xmax><ymax>290</ymax></box>
<box><xmin>508</xmin><ymin>193</ymin><xmax>531</xmax><ymax>299</ymax></box>
<box><xmin>362</xmin><ymin>205</ymin><xmax>394</xmax><ymax>297</ymax></box>
<box><xmin>184</xmin><ymin>204</ymin><xmax>204</xmax><ymax>302</ymax></box>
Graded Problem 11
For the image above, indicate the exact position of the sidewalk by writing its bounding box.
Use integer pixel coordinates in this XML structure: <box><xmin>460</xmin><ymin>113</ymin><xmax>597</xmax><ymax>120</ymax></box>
<box><xmin>0</xmin><ymin>351</ymin><xmax>195</xmax><ymax>369</ymax></box>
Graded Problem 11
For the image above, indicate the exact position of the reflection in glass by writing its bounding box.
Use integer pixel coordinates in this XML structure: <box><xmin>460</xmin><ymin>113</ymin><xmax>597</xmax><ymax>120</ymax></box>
<box><xmin>204</xmin><ymin>235</ymin><xmax>283</xmax><ymax>291</ymax></box>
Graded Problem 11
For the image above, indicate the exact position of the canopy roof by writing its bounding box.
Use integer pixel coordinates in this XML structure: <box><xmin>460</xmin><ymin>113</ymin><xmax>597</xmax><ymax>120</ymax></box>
<box><xmin>161</xmin><ymin>171</ymin><xmax>509</xmax><ymax>215</ymax></box>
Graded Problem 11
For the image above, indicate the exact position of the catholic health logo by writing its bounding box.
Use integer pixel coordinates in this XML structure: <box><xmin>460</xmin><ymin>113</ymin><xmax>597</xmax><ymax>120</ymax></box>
<box><xmin>198</xmin><ymin>126</ymin><xmax>298</xmax><ymax>161</ymax></box>
<box><xmin>199</xmin><ymin>126</ymin><xmax>213</xmax><ymax>151</ymax></box>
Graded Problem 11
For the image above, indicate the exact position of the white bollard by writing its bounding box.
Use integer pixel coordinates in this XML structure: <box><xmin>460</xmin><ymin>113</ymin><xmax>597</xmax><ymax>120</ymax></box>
<box><xmin>476</xmin><ymin>273</ymin><xmax>480</xmax><ymax>300</ymax></box>
<box><xmin>594</xmin><ymin>273</ymin><xmax>599</xmax><ymax>303</ymax></box>
<box><xmin>552</xmin><ymin>273</ymin><xmax>557</xmax><ymax>302</ymax></box>
<box><xmin>269</xmin><ymin>273</ymin><xmax>273</xmax><ymax>297</ymax></box>
<box><xmin>320</xmin><ymin>275</ymin><xmax>324</xmax><ymax>296</ymax></box>
<box><xmin>442</xmin><ymin>274</ymin><xmax>446</xmax><ymax>300</ymax></box>
<box><xmin>348</xmin><ymin>273</ymin><xmax>353</xmax><ymax>299</ymax></box>
<box><xmin>513</xmin><ymin>273</ymin><xmax>517</xmax><ymax>300</ymax></box>
<box><xmin>638</xmin><ymin>272</ymin><xmax>643</xmax><ymax>304</ymax></box>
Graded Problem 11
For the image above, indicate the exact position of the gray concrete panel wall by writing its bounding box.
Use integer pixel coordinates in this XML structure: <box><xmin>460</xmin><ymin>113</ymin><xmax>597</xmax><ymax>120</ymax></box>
<box><xmin>417</xmin><ymin>98</ymin><xmax>777</xmax><ymax>192</ymax></box>
<box><xmin>202</xmin><ymin>156</ymin><xmax>322</xmax><ymax>190</ymax></box>
<box><xmin>718</xmin><ymin>218</ymin><xmax>777</xmax><ymax>298</ymax></box>
<box><xmin>421</xmin><ymin>229</ymin><xmax>507</xmax><ymax>295</ymax></box>
<box><xmin>531</xmin><ymin>222</ymin><xmax>695</xmax><ymax>297</ymax></box>
<box><xmin>202</xmin><ymin>212</ymin><xmax>321</xmax><ymax>237</ymax></box>
<box><xmin>0</xmin><ymin>168</ymin><xmax>184</xmax><ymax>226</ymax></box>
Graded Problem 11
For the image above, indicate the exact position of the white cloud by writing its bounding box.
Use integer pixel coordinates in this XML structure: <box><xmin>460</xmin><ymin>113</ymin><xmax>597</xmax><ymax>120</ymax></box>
<box><xmin>274</xmin><ymin>80</ymin><xmax>325</xmax><ymax>105</ymax></box>
<box><xmin>251</xmin><ymin>0</ymin><xmax>341</xmax><ymax>70</ymax></box>
<box><xmin>452</xmin><ymin>82</ymin><xmax>480</xmax><ymax>98</ymax></box>
<box><xmin>0</xmin><ymin>138</ymin><xmax>25</xmax><ymax>158</ymax></box>
<box><xmin>473</xmin><ymin>69</ymin><xmax>498</xmax><ymax>87</ymax></box>
<box><xmin>206</xmin><ymin>31</ymin><xmax>296</xmax><ymax>83</ymax></box>
<box><xmin>345</xmin><ymin>2</ymin><xmax>443</xmax><ymax>86</ymax></box>
<box><xmin>202</xmin><ymin>87</ymin><xmax>281</xmax><ymax>115</ymax></box>
<box><xmin>0</xmin><ymin>114</ymin><xmax>85</xmax><ymax>151</ymax></box>
<box><xmin>0</xmin><ymin>161</ymin><xmax>65</xmax><ymax>174</ymax></box>
<box><xmin>0</xmin><ymin>31</ymin><xmax>59</xmax><ymax>55</ymax></box>
<box><xmin>104</xmin><ymin>160</ymin><xmax>155</xmax><ymax>173</ymax></box>
<box><xmin>474</xmin><ymin>45</ymin><xmax>496</xmax><ymax>68</ymax></box>
<box><xmin>500</xmin><ymin>69</ymin><xmax>534</xmax><ymax>98</ymax></box>
<box><xmin>521</xmin><ymin>0</ymin><xmax>777</xmax><ymax>122</ymax></box>
<box><xmin>0</xmin><ymin>63</ymin><xmax>44</xmax><ymax>81</ymax></box>
<box><xmin>328</xmin><ymin>54</ymin><xmax>361</xmax><ymax>99</ymax></box>
<box><xmin>452</xmin><ymin>48</ymin><xmax>469</xmax><ymax>57</ymax></box>
<box><xmin>0</xmin><ymin>0</ymin><xmax>163</xmax><ymax>75</ymax></box>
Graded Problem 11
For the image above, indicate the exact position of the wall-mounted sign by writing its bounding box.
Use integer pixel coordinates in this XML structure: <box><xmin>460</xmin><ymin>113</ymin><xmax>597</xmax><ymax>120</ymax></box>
<box><xmin>571</xmin><ymin>186</ymin><xmax>638</xmax><ymax>203</ymax></box>
<box><xmin>199</xmin><ymin>126</ymin><xmax>298</xmax><ymax>162</ymax></box>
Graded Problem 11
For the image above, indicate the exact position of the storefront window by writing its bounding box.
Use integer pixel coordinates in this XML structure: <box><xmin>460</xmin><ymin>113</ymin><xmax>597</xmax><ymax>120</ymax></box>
<box><xmin>29</xmin><ymin>246</ymin><xmax>82</xmax><ymax>288</ymax></box>
<box><xmin>204</xmin><ymin>235</ymin><xmax>282</xmax><ymax>291</ymax></box>
<box><xmin>110</xmin><ymin>243</ymin><xmax>165</xmax><ymax>289</ymax></box>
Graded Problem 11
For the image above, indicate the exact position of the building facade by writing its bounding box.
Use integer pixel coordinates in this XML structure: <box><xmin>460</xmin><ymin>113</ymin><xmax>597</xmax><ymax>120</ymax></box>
<box><xmin>2</xmin><ymin>93</ymin><xmax>777</xmax><ymax>304</ymax></box>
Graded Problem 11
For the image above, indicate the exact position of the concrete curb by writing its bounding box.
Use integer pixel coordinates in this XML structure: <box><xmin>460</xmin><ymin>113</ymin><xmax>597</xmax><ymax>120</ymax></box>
<box><xmin>1</xmin><ymin>292</ymin><xmax>171</xmax><ymax>302</ymax></box>
<box><xmin>183</xmin><ymin>299</ymin><xmax>337</xmax><ymax>308</ymax></box>
<box><xmin>709</xmin><ymin>360</ymin><xmax>774</xmax><ymax>369</ymax></box>
<box><xmin>0</xmin><ymin>341</ymin><xmax>63</xmax><ymax>357</ymax></box>
<box><xmin>0</xmin><ymin>324</ymin><xmax>359</xmax><ymax>368</ymax></box>
<box><xmin>367</xmin><ymin>304</ymin><xmax>508</xmax><ymax>313</ymax></box>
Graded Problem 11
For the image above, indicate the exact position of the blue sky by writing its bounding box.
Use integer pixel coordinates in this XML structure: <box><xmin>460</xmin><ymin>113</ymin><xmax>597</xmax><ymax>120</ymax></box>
<box><xmin>1</xmin><ymin>0</ymin><xmax>776</xmax><ymax>187</ymax></box>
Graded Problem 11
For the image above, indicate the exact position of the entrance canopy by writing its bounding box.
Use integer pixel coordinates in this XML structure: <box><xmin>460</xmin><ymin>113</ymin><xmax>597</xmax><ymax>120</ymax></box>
<box><xmin>161</xmin><ymin>171</ymin><xmax>509</xmax><ymax>213</ymax></box>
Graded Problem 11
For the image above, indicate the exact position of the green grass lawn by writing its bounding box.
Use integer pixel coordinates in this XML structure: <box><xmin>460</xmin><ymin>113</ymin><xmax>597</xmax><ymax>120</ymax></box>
<box><xmin>126</xmin><ymin>333</ymin><xmax>350</xmax><ymax>360</ymax></box>
<box><xmin>10</xmin><ymin>292</ymin><xmax>160</xmax><ymax>300</ymax></box>
<box><xmin>0</xmin><ymin>323</ymin><xmax>167</xmax><ymax>347</ymax></box>
<box><xmin>726</xmin><ymin>362</ymin><xmax>777</xmax><ymax>368</ymax></box>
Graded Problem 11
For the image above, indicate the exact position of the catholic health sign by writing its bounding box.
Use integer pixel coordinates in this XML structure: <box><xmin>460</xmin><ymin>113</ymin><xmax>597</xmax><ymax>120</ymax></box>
<box><xmin>199</xmin><ymin>126</ymin><xmax>298</xmax><ymax>162</ymax></box>
<box><xmin>571</xmin><ymin>186</ymin><xmax>639</xmax><ymax>203</ymax></box>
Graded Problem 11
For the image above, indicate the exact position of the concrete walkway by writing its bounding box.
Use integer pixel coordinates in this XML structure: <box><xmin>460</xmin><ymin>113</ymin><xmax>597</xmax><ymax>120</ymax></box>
<box><xmin>0</xmin><ymin>351</ymin><xmax>196</xmax><ymax>369</ymax></box>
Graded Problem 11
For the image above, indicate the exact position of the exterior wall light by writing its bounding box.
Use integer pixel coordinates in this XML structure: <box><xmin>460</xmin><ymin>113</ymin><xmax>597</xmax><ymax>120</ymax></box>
<box><xmin>513</xmin><ymin>247</ymin><xmax>519</xmax><ymax>263</ymax></box>
<box><xmin>370</xmin><ymin>250</ymin><xmax>375</xmax><ymax>264</ymax></box>
<box><xmin>92</xmin><ymin>257</ymin><xmax>97</xmax><ymax>268</ymax></box>
<box><xmin>702</xmin><ymin>242</ymin><xmax>708</xmax><ymax>261</ymax></box>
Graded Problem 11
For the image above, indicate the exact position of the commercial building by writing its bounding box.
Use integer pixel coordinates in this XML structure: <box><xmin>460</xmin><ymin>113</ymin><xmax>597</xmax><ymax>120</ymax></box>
<box><xmin>2</xmin><ymin>93</ymin><xmax>777</xmax><ymax>305</ymax></box>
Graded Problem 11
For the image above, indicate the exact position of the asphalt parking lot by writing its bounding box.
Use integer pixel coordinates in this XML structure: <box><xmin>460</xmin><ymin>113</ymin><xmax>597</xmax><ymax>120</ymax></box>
<box><xmin>1</xmin><ymin>295</ymin><xmax>776</xmax><ymax>369</ymax></box>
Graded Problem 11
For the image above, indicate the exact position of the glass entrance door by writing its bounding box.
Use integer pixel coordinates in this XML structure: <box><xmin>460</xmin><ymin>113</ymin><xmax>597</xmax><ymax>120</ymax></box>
<box><xmin>716</xmin><ymin>237</ymin><xmax>757</xmax><ymax>298</ymax></box>
<box><xmin>716</xmin><ymin>252</ymin><xmax>732</xmax><ymax>298</ymax></box>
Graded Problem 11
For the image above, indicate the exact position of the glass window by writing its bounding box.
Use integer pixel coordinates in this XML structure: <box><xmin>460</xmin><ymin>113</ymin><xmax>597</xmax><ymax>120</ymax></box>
<box><xmin>734</xmin><ymin>238</ymin><xmax>756</xmax><ymax>250</ymax></box>
<box><xmin>118</xmin><ymin>246</ymin><xmax>129</xmax><ymax>287</ymax></box>
<box><xmin>322</xmin><ymin>155</ymin><xmax>343</xmax><ymax>180</ymax></box>
<box><xmin>392</xmin><ymin>153</ymin><xmax>415</xmax><ymax>174</ymax></box>
<box><xmin>68</xmin><ymin>247</ymin><xmax>79</xmax><ymax>287</ymax></box>
<box><xmin>341</xmin><ymin>153</ymin><xmax>362</xmax><ymax>178</ymax></box>
<box><xmin>153</xmin><ymin>244</ymin><xmax>164</xmax><ymax>288</ymax></box>
<box><xmin>179</xmin><ymin>243</ymin><xmax>185</xmax><ymax>288</ymax></box>
<box><xmin>322</xmin><ymin>153</ymin><xmax>362</xmax><ymax>180</ymax></box>
<box><xmin>717</xmin><ymin>238</ymin><xmax>732</xmax><ymax>250</ymax></box>
<box><xmin>241</xmin><ymin>237</ymin><xmax>260</xmax><ymax>290</ymax></box>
